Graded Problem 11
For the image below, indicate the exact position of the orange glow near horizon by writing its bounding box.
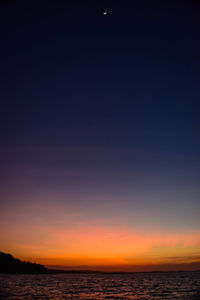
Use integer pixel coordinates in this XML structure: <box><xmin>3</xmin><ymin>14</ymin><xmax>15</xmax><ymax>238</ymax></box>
<box><xmin>1</xmin><ymin>201</ymin><xmax>200</xmax><ymax>271</ymax></box>
<box><xmin>1</xmin><ymin>221</ymin><xmax>200</xmax><ymax>270</ymax></box>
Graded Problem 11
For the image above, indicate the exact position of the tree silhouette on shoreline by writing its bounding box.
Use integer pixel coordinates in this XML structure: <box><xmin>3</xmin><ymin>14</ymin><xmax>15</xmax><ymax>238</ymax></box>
<box><xmin>0</xmin><ymin>252</ymin><xmax>48</xmax><ymax>274</ymax></box>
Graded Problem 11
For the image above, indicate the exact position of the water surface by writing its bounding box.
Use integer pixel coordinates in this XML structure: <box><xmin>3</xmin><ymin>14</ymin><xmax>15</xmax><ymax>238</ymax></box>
<box><xmin>0</xmin><ymin>272</ymin><xmax>200</xmax><ymax>299</ymax></box>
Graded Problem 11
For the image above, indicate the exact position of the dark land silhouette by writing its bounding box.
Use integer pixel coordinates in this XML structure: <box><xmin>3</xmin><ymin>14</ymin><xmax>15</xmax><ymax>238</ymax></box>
<box><xmin>1</xmin><ymin>252</ymin><xmax>200</xmax><ymax>274</ymax></box>
<box><xmin>0</xmin><ymin>252</ymin><xmax>48</xmax><ymax>274</ymax></box>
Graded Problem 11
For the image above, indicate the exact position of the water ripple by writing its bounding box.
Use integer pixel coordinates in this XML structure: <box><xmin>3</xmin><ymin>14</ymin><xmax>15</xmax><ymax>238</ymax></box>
<box><xmin>0</xmin><ymin>272</ymin><xmax>200</xmax><ymax>299</ymax></box>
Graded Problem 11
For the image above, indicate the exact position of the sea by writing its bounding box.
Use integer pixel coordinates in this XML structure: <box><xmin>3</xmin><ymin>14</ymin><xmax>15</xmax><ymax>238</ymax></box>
<box><xmin>0</xmin><ymin>272</ymin><xmax>200</xmax><ymax>299</ymax></box>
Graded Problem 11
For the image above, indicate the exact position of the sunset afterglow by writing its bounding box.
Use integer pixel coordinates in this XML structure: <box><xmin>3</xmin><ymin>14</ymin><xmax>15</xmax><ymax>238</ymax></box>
<box><xmin>1</xmin><ymin>0</ymin><xmax>200</xmax><ymax>274</ymax></box>
<box><xmin>1</xmin><ymin>197</ymin><xmax>200</xmax><ymax>271</ymax></box>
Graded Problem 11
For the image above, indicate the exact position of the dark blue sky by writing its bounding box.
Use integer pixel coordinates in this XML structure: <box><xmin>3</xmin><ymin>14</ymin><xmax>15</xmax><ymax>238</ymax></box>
<box><xmin>0</xmin><ymin>0</ymin><xmax>200</xmax><ymax>255</ymax></box>
<box><xmin>1</xmin><ymin>0</ymin><xmax>200</xmax><ymax>148</ymax></box>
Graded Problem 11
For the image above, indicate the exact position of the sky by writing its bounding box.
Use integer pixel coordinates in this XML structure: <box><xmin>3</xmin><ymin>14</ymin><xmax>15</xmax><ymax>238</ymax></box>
<box><xmin>0</xmin><ymin>0</ymin><xmax>200</xmax><ymax>271</ymax></box>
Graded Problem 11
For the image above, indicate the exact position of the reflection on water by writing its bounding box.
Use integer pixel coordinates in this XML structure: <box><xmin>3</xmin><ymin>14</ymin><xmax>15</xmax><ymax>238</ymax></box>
<box><xmin>0</xmin><ymin>272</ymin><xmax>200</xmax><ymax>299</ymax></box>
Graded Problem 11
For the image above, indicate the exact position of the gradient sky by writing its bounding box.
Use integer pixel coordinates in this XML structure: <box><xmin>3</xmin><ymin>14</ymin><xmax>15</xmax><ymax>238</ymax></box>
<box><xmin>0</xmin><ymin>0</ymin><xmax>200</xmax><ymax>271</ymax></box>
